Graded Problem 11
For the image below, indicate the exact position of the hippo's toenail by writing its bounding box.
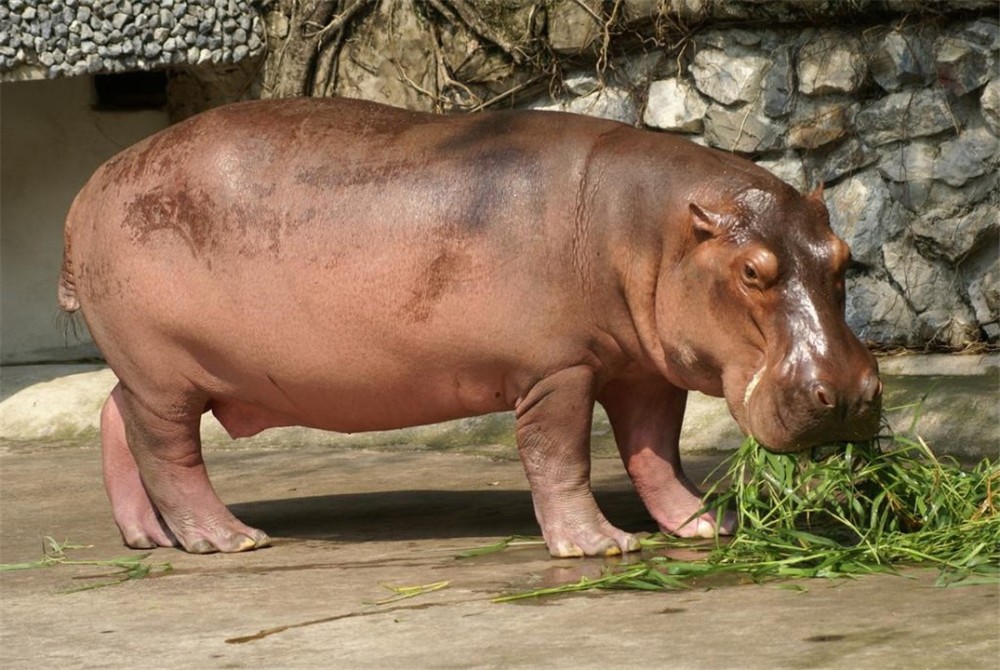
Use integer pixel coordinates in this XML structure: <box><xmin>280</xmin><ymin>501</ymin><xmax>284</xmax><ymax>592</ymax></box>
<box><xmin>125</xmin><ymin>534</ymin><xmax>157</xmax><ymax>550</ymax></box>
<box><xmin>189</xmin><ymin>539</ymin><xmax>217</xmax><ymax>554</ymax></box>
<box><xmin>232</xmin><ymin>534</ymin><xmax>257</xmax><ymax>552</ymax></box>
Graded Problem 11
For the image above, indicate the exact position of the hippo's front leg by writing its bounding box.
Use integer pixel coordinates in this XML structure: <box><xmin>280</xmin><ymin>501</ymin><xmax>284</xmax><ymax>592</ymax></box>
<box><xmin>515</xmin><ymin>366</ymin><xmax>641</xmax><ymax>557</ymax></box>
<box><xmin>599</xmin><ymin>378</ymin><xmax>736</xmax><ymax>538</ymax></box>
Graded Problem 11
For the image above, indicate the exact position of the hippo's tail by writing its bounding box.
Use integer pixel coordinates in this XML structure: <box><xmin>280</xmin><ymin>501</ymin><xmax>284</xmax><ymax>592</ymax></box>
<box><xmin>58</xmin><ymin>193</ymin><xmax>82</xmax><ymax>314</ymax></box>
<box><xmin>56</xmin><ymin>206</ymin><xmax>88</xmax><ymax>344</ymax></box>
<box><xmin>57</xmin><ymin>236</ymin><xmax>80</xmax><ymax>314</ymax></box>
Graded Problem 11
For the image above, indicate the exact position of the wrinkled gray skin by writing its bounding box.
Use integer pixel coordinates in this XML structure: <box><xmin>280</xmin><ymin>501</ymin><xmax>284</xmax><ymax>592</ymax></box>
<box><xmin>59</xmin><ymin>98</ymin><xmax>881</xmax><ymax>557</ymax></box>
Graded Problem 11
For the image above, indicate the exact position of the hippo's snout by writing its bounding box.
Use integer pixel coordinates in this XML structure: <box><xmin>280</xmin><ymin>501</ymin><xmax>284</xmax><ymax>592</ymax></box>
<box><xmin>749</xmin><ymin>360</ymin><xmax>883</xmax><ymax>453</ymax></box>
<box><xmin>809</xmin><ymin>368</ymin><xmax>882</xmax><ymax>419</ymax></box>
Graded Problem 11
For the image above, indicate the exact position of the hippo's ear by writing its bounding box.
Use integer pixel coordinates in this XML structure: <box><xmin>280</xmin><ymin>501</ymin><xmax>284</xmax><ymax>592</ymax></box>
<box><xmin>807</xmin><ymin>183</ymin><xmax>825</xmax><ymax>203</ymax></box>
<box><xmin>689</xmin><ymin>203</ymin><xmax>727</xmax><ymax>240</ymax></box>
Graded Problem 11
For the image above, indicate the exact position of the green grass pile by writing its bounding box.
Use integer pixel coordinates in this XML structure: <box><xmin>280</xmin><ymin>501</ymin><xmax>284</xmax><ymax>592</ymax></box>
<box><xmin>704</xmin><ymin>434</ymin><xmax>998</xmax><ymax>584</ymax></box>
<box><xmin>496</xmin><ymin>431</ymin><xmax>998</xmax><ymax>601</ymax></box>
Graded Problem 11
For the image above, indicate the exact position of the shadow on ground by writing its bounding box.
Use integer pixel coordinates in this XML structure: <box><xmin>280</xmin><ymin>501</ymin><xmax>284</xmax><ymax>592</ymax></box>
<box><xmin>231</xmin><ymin>488</ymin><xmax>652</xmax><ymax>544</ymax></box>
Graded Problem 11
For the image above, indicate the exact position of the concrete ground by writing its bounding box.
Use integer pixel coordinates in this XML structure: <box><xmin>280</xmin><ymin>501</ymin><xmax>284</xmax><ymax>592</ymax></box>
<box><xmin>1</xmin><ymin>355</ymin><xmax>998</xmax><ymax>669</ymax></box>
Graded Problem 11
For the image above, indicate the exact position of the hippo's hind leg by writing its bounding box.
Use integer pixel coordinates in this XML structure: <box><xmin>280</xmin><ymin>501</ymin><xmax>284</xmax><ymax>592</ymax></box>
<box><xmin>102</xmin><ymin>384</ymin><xmax>176</xmax><ymax>549</ymax></box>
<box><xmin>598</xmin><ymin>378</ymin><xmax>735</xmax><ymax>538</ymax></box>
<box><xmin>103</xmin><ymin>382</ymin><xmax>270</xmax><ymax>553</ymax></box>
<box><xmin>515</xmin><ymin>366</ymin><xmax>640</xmax><ymax>557</ymax></box>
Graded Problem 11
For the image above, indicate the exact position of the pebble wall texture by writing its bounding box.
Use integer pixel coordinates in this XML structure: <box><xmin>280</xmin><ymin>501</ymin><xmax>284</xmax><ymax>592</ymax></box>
<box><xmin>0</xmin><ymin>0</ymin><xmax>265</xmax><ymax>80</ymax></box>
<box><xmin>526</xmin><ymin>15</ymin><xmax>999</xmax><ymax>349</ymax></box>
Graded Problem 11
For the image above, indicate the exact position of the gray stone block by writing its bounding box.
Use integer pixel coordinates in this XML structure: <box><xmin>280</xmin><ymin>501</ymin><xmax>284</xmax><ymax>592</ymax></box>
<box><xmin>912</xmin><ymin>200</ymin><xmax>999</xmax><ymax>264</ymax></box>
<box><xmin>878</xmin><ymin>140</ymin><xmax>937</xmax><ymax>211</ymax></box>
<box><xmin>981</xmin><ymin>78</ymin><xmax>1000</xmax><ymax>135</ymax></box>
<box><xmin>883</xmin><ymin>234</ymin><xmax>979</xmax><ymax>347</ymax></box>
<box><xmin>870</xmin><ymin>30</ymin><xmax>934</xmax><ymax>92</ymax></box>
<box><xmin>933</xmin><ymin>124</ymin><xmax>1000</xmax><ymax>188</ymax></box>
<box><xmin>805</xmin><ymin>137</ymin><xmax>880</xmax><ymax>186</ymax></box>
<box><xmin>690</xmin><ymin>47</ymin><xmax>771</xmax><ymax>105</ymax></box>
<box><xmin>968</xmin><ymin>257</ymin><xmax>1000</xmax><ymax>339</ymax></box>
<box><xmin>547</xmin><ymin>0</ymin><xmax>600</xmax><ymax>54</ymax></box>
<box><xmin>787</xmin><ymin>99</ymin><xmax>858</xmax><ymax>150</ymax></box>
<box><xmin>704</xmin><ymin>101</ymin><xmax>784</xmax><ymax>153</ymax></box>
<box><xmin>761</xmin><ymin>46</ymin><xmax>794</xmax><ymax>118</ymax></box>
<box><xmin>826</xmin><ymin>169</ymin><xmax>906</xmax><ymax>267</ymax></box>
<box><xmin>856</xmin><ymin>89</ymin><xmax>955</xmax><ymax>146</ymax></box>
<box><xmin>644</xmin><ymin>78</ymin><xmax>707</xmax><ymax>133</ymax></box>
<box><xmin>530</xmin><ymin>87</ymin><xmax>639</xmax><ymax>126</ymax></box>
<box><xmin>845</xmin><ymin>272</ymin><xmax>919</xmax><ymax>346</ymax></box>
<box><xmin>621</xmin><ymin>0</ymin><xmax>658</xmax><ymax>23</ymax></box>
<box><xmin>755</xmin><ymin>152</ymin><xmax>807</xmax><ymax>192</ymax></box>
<box><xmin>798</xmin><ymin>32</ymin><xmax>867</xmax><ymax>95</ymax></box>
<box><xmin>935</xmin><ymin>35</ymin><xmax>991</xmax><ymax>96</ymax></box>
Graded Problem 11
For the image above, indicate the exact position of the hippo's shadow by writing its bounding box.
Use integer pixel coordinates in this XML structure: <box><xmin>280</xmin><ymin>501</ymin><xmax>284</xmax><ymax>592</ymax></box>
<box><xmin>228</xmin><ymin>488</ymin><xmax>654</xmax><ymax>543</ymax></box>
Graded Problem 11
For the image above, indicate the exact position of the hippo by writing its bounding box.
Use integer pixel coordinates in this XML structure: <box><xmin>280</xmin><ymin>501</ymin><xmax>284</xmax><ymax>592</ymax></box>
<box><xmin>58</xmin><ymin>97</ymin><xmax>881</xmax><ymax>557</ymax></box>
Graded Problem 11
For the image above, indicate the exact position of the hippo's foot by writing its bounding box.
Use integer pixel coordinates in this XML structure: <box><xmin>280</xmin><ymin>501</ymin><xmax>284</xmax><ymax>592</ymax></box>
<box><xmin>101</xmin><ymin>383</ymin><xmax>271</xmax><ymax>554</ymax></box>
<box><xmin>663</xmin><ymin>507</ymin><xmax>737</xmax><ymax>539</ymax></box>
<box><xmin>536</xmin><ymin>497</ymin><xmax>642</xmax><ymax>558</ymax></box>
<box><xmin>645</xmin><ymin>476</ymin><xmax>737</xmax><ymax>539</ymax></box>
<box><xmin>117</xmin><ymin>506</ymin><xmax>177</xmax><ymax>550</ymax></box>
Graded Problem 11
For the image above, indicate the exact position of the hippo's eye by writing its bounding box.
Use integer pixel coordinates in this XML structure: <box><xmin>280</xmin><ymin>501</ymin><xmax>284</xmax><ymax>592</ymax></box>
<box><xmin>739</xmin><ymin>248</ymin><xmax>778</xmax><ymax>290</ymax></box>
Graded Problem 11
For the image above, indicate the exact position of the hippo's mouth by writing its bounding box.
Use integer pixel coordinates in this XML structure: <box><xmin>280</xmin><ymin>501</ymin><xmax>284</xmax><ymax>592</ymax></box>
<box><xmin>742</xmin><ymin>366</ymin><xmax>765</xmax><ymax>412</ymax></box>
<box><xmin>739</xmin><ymin>371</ymin><xmax>883</xmax><ymax>453</ymax></box>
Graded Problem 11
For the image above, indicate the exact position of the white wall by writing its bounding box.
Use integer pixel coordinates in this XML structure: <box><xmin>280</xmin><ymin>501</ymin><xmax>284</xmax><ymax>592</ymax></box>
<box><xmin>1</xmin><ymin>76</ymin><xmax>169</xmax><ymax>363</ymax></box>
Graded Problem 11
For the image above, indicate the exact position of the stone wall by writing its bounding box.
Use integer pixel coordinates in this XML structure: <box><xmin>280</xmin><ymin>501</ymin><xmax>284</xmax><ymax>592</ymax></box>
<box><xmin>528</xmin><ymin>14</ymin><xmax>999</xmax><ymax>349</ymax></box>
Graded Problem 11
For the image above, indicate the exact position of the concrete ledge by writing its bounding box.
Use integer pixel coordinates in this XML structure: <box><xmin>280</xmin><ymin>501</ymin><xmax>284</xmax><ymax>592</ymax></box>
<box><xmin>1</xmin><ymin>355</ymin><xmax>997</xmax><ymax>459</ymax></box>
<box><xmin>876</xmin><ymin>352</ymin><xmax>999</xmax><ymax>377</ymax></box>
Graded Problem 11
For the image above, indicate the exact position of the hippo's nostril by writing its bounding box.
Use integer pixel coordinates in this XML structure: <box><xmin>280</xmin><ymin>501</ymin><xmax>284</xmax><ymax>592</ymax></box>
<box><xmin>861</xmin><ymin>371</ymin><xmax>882</xmax><ymax>403</ymax></box>
<box><xmin>813</xmin><ymin>382</ymin><xmax>836</xmax><ymax>409</ymax></box>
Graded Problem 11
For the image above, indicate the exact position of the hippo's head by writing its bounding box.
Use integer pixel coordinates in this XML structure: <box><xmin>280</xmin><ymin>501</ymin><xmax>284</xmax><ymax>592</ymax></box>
<box><xmin>660</xmin><ymin>182</ymin><xmax>882</xmax><ymax>452</ymax></box>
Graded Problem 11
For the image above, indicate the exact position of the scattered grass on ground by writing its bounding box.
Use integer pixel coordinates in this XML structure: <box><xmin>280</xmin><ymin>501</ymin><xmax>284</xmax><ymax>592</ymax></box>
<box><xmin>372</xmin><ymin>580</ymin><xmax>451</xmax><ymax>605</ymax></box>
<box><xmin>492</xmin><ymin>430</ymin><xmax>999</xmax><ymax>602</ymax></box>
<box><xmin>0</xmin><ymin>536</ymin><xmax>172</xmax><ymax>593</ymax></box>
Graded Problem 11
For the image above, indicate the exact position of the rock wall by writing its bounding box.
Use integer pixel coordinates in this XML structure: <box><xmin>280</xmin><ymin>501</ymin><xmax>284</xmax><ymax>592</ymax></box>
<box><xmin>255</xmin><ymin>0</ymin><xmax>998</xmax><ymax>350</ymax></box>
<box><xmin>528</xmin><ymin>14</ymin><xmax>999</xmax><ymax>349</ymax></box>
